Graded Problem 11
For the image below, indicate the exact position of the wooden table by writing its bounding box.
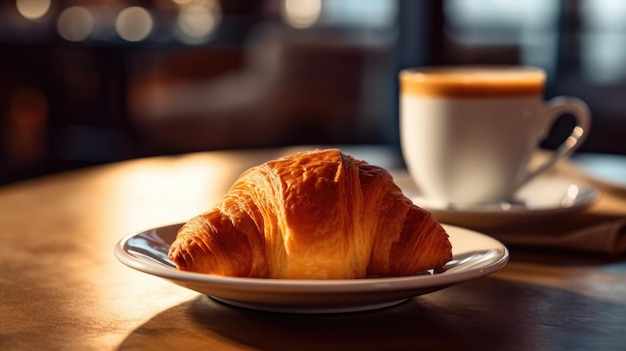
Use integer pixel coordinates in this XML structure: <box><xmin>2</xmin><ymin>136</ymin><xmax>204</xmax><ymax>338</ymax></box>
<box><xmin>2</xmin><ymin>146</ymin><xmax>625</xmax><ymax>350</ymax></box>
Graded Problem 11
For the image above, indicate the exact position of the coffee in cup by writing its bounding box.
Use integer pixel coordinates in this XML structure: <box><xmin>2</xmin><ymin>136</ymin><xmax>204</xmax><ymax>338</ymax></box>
<box><xmin>399</xmin><ymin>65</ymin><xmax>591</xmax><ymax>207</ymax></box>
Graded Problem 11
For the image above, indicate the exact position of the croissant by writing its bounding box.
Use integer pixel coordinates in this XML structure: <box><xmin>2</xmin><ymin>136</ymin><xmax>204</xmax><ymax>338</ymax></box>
<box><xmin>168</xmin><ymin>149</ymin><xmax>452</xmax><ymax>279</ymax></box>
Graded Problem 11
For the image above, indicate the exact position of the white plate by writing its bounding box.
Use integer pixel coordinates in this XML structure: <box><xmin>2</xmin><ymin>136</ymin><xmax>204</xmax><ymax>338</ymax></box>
<box><xmin>114</xmin><ymin>223</ymin><xmax>508</xmax><ymax>314</ymax></box>
<box><xmin>405</xmin><ymin>175</ymin><xmax>600</xmax><ymax>230</ymax></box>
<box><xmin>571</xmin><ymin>153</ymin><xmax>626</xmax><ymax>190</ymax></box>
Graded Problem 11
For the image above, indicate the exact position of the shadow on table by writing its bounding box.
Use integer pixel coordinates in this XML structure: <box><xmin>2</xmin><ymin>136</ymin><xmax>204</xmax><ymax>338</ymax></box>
<box><xmin>117</xmin><ymin>277</ymin><xmax>626</xmax><ymax>351</ymax></box>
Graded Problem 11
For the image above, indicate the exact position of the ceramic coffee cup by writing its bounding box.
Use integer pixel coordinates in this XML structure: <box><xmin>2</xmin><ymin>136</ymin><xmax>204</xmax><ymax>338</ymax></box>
<box><xmin>399</xmin><ymin>65</ymin><xmax>591</xmax><ymax>207</ymax></box>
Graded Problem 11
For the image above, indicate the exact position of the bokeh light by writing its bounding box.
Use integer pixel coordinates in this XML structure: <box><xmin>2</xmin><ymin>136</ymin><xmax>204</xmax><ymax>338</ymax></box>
<box><xmin>115</xmin><ymin>6</ymin><xmax>153</xmax><ymax>42</ymax></box>
<box><xmin>176</xmin><ymin>0</ymin><xmax>221</xmax><ymax>43</ymax></box>
<box><xmin>16</xmin><ymin>0</ymin><xmax>51</xmax><ymax>21</ymax></box>
<box><xmin>282</xmin><ymin>0</ymin><xmax>322</xmax><ymax>28</ymax></box>
<box><xmin>57</xmin><ymin>6</ymin><xmax>95</xmax><ymax>42</ymax></box>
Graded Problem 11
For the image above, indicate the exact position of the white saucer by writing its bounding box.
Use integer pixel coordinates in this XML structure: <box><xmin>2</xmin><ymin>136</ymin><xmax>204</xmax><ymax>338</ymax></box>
<box><xmin>401</xmin><ymin>174</ymin><xmax>600</xmax><ymax>230</ymax></box>
<box><xmin>114</xmin><ymin>223</ymin><xmax>508</xmax><ymax>314</ymax></box>
<box><xmin>571</xmin><ymin>153</ymin><xmax>626</xmax><ymax>191</ymax></box>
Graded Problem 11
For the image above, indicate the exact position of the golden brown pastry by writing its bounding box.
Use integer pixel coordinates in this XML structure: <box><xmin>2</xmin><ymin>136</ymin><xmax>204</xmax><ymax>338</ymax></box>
<box><xmin>168</xmin><ymin>149</ymin><xmax>452</xmax><ymax>279</ymax></box>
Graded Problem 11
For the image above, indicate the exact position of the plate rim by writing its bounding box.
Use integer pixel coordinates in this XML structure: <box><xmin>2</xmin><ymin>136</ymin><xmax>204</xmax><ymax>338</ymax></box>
<box><xmin>114</xmin><ymin>223</ymin><xmax>509</xmax><ymax>294</ymax></box>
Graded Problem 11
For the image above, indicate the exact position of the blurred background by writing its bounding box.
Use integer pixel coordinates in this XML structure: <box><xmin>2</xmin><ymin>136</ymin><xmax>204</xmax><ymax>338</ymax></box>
<box><xmin>1</xmin><ymin>0</ymin><xmax>625</xmax><ymax>184</ymax></box>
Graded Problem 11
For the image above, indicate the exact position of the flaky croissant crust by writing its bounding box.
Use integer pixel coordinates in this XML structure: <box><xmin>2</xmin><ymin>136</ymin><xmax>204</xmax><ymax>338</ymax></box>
<box><xmin>168</xmin><ymin>149</ymin><xmax>452</xmax><ymax>279</ymax></box>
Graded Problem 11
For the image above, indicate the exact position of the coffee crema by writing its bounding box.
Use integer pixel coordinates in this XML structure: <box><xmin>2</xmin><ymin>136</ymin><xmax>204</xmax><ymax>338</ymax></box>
<box><xmin>400</xmin><ymin>66</ymin><xmax>545</xmax><ymax>98</ymax></box>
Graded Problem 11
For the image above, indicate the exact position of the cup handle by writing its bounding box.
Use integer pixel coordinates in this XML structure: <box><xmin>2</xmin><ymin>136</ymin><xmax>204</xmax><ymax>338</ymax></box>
<box><xmin>521</xmin><ymin>96</ymin><xmax>591</xmax><ymax>186</ymax></box>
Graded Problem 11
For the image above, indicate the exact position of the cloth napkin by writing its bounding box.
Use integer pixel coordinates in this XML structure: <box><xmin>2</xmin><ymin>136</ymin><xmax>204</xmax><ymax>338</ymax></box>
<box><xmin>489</xmin><ymin>218</ymin><xmax>626</xmax><ymax>256</ymax></box>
